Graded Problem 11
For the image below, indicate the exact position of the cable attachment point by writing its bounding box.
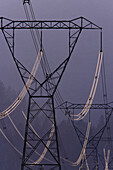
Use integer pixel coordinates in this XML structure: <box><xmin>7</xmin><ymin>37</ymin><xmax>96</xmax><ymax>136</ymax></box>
<box><xmin>40</xmin><ymin>30</ymin><xmax>43</xmax><ymax>52</ymax></box>
<box><xmin>100</xmin><ymin>31</ymin><xmax>103</xmax><ymax>52</ymax></box>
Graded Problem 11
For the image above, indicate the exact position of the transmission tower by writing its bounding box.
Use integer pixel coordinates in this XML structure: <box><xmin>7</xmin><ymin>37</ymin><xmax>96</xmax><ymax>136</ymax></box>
<box><xmin>57</xmin><ymin>102</ymin><xmax>113</xmax><ymax>169</ymax></box>
<box><xmin>0</xmin><ymin>17</ymin><xmax>101</xmax><ymax>170</ymax></box>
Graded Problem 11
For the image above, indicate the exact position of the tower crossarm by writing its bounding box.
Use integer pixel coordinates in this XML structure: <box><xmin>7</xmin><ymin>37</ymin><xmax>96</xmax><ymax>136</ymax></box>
<box><xmin>56</xmin><ymin>101</ymin><xmax>113</xmax><ymax>110</ymax></box>
<box><xmin>0</xmin><ymin>17</ymin><xmax>102</xmax><ymax>30</ymax></box>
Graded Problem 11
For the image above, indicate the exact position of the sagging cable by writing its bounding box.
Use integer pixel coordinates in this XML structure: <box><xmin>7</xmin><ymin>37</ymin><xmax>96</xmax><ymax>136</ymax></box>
<box><xmin>103</xmin><ymin>148</ymin><xmax>110</xmax><ymax>170</ymax></box>
<box><xmin>0</xmin><ymin>50</ymin><xmax>42</xmax><ymax>119</ymax></box>
<box><xmin>32</xmin><ymin>124</ymin><xmax>55</xmax><ymax>165</ymax></box>
<box><xmin>70</xmin><ymin>121</ymin><xmax>91</xmax><ymax>166</ymax></box>
<box><xmin>7</xmin><ymin>111</ymin><xmax>55</xmax><ymax>164</ymax></box>
<box><xmin>0</xmin><ymin>128</ymin><xmax>33</xmax><ymax>163</ymax></box>
<box><xmin>0</xmin><ymin>128</ymin><xmax>22</xmax><ymax>156</ymax></box>
<box><xmin>22</xmin><ymin>111</ymin><xmax>55</xmax><ymax>164</ymax></box>
<box><xmin>79</xmin><ymin>153</ymin><xmax>89</xmax><ymax>170</ymax></box>
<box><xmin>66</xmin><ymin>51</ymin><xmax>103</xmax><ymax>120</ymax></box>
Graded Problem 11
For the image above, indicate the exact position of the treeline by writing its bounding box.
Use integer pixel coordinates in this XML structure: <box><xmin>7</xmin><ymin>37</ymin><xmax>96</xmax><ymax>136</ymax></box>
<box><xmin>0</xmin><ymin>80</ymin><xmax>27</xmax><ymax>170</ymax></box>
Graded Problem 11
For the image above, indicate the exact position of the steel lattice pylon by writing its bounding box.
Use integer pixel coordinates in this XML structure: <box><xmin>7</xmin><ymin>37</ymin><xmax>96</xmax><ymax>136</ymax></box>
<box><xmin>56</xmin><ymin>102</ymin><xmax>113</xmax><ymax>169</ymax></box>
<box><xmin>0</xmin><ymin>17</ymin><xmax>102</xmax><ymax>169</ymax></box>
